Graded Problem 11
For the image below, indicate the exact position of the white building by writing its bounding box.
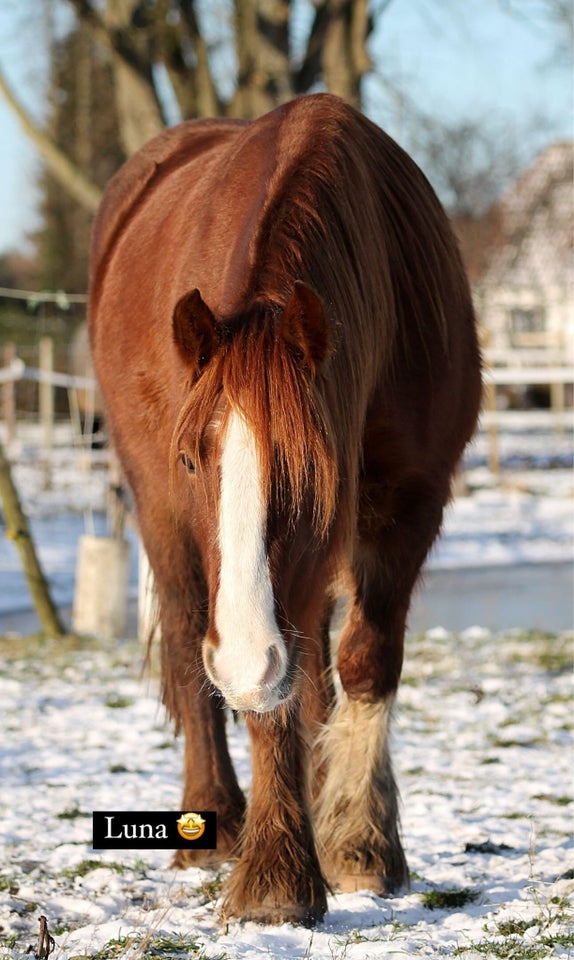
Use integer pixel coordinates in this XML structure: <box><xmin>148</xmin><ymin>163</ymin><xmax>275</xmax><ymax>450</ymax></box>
<box><xmin>474</xmin><ymin>142</ymin><xmax>574</xmax><ymax>361</ymax></box>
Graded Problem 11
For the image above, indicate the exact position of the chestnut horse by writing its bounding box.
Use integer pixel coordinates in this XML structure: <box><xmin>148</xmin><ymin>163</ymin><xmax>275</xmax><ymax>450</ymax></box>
<box><xmin>89</xmin><ymin>94</ymin><xmax>481</xmax><ymax>925</ymax></box>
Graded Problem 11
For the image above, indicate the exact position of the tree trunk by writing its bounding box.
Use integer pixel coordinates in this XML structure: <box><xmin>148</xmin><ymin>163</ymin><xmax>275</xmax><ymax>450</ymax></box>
<box><xmin>0</xmin><ymin>439</ymin><xmax>66</xmax><ymax>636</ymax></box>
<box><xmin>164</xmin><ymin>0</ymin><xmax>221</xmax><ymax>119</ymax></box>
<box><xmin>322</xmin><ymin>0</ymin><xmax>371</xmax><ymax>108</ymax></box>
<box><xmin>105</xmin><ymin>0</ymin><xmax>165</xmax><ymax>154</ymax></box>
<box><xmin>1</xmin><ymin>0</ymin><xmax>377</xmax><ymax>220</ymax></box>
<box><xmin>230</xmin><ymin>0</ymin><xmax>292</xmax><ymax>118</ymax></box>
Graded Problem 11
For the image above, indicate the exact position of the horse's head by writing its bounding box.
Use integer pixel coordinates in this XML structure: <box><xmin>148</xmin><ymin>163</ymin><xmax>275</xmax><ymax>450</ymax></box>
<box><xmin>171</xmin><ymin>283</ymin><xmax>338</xmax><ymax>712</ymax></box>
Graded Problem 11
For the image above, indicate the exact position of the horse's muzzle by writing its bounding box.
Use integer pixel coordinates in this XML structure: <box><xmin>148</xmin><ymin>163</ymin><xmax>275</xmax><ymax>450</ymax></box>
<box><xmin>202</xmin><ymin>637</ymin><xmax>295</xmax><ymax>712</ymax></box>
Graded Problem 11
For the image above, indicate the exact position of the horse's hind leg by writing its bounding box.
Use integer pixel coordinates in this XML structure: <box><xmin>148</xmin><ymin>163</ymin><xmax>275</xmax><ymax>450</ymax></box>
<box><xmin>314</xmin><ymin>476</ymin><xmax>447</xmax><ymax>893</ymax></box>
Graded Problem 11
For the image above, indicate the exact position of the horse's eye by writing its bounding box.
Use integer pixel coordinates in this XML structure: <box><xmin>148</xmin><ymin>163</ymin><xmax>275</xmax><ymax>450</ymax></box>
<box><xmin>179</xmin><ymin>452</ymin><xmax>196</xmax><ymax>474</ymax></box>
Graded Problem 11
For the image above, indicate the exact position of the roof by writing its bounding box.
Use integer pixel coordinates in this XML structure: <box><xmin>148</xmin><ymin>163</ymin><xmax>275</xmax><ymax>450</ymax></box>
<box><xmin>474</xmin><ymin>142</ymin><xmax>574</xmax><ymax>291</ymax></box>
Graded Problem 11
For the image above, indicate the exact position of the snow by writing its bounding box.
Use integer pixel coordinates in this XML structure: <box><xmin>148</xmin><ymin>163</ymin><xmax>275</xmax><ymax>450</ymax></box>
<box><xmin>0</xmin><ymin>413</ymin><xmax>573</xmax><ymax>958</ymax></box>
<box><xmin>1</xmin><ymin>630</ymin><xmax>572</xmax><ymax>959</ymax></box>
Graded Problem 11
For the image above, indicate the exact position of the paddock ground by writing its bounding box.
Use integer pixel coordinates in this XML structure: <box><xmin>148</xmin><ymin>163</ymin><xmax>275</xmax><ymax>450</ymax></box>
<box><xmin>0</xmin><ymin>626</ymin><xmax>571</xmax><ymax>960</ymax></box>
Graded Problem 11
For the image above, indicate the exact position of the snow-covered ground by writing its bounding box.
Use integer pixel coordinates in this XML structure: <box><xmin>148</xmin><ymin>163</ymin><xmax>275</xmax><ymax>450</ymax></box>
<box><xmin>0</xmin><ymin>413</ymin><xmax>573</xmax><ymax>959</ymax></box>
<box><xmin>1</xmin><ymin>628</ymin><xmax>572</xmax><ymax>959</ymax></box>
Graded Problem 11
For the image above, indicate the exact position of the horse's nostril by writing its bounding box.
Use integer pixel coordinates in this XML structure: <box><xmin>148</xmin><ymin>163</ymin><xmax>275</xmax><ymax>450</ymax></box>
<box><xmin>203</xmin><ymin>638</ymin><xmax>286</xmax><ymax>707</ymax></box>
<box><xmin>262</xmin><ymin>644</ymin><xmax>282</xmax><ymax>687</ymax></box>
<box><xmin>203</xmin><ymin>642</ymin><xmax>216</xmax><ymax>680</ymax></box>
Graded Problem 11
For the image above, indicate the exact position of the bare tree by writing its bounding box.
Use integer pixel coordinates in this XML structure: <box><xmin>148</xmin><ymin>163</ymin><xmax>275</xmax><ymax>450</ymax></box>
<box><xmin>1</xmin><ymin>0</ymin><xmax>376</xmax><ymax>211</ymax></box>
<box><xmin>34</xmin><ymin>15</ymin><xmax>125</xmax><ymax>291</ymax></box>
<box><xmin>0</xmin><ymin>0</ymin><xmax>570</xmax><ymax>227</ymax></box>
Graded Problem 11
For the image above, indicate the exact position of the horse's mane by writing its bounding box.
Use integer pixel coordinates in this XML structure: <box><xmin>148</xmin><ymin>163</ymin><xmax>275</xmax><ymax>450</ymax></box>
<box><xmin>246</xmin><ymin>96</ymin><xmax>465</xmax><ymax>364</ymax></box>
<box><xmin>171</xmin><ymin>96</ymin><xmax>471</xmax><ymax>545</ymax></box>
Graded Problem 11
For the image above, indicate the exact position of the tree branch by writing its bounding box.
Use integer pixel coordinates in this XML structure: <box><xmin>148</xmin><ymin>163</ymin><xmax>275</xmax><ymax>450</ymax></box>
<box><xmin>0</xmin><ymin>438</ymin><xmax>66</xmax><ymax>637</ymax></box>
<box><xmin>176</xmin><ymin>0</ymin><xmax>221</xmax><ymax>116</ymax></box>
<box><xmin>66</xmin><ymin>0</ymin><xmax>153</xmax><ymax>82</ymax></box>
<box><xmin>65</xmin><ymin>0</ymin><xmax>168</xmax><ymax>130</ymax></box>
<box><xmin>294</xmin><ymin>1</ymin><xmax>331</xmax><ymax>93</ymax></box>
<box><xmin>0</xmin><ymin>66</ymin><xmax>102</xmax><ymax>213</ymax></box>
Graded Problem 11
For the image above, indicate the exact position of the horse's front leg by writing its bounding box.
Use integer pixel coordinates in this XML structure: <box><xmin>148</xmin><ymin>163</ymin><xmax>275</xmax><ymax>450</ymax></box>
<box><xmin>172</xmin><ymin>677</ymin><xmax>246</xmax><ymax>869</ymax></box>
<box><xmin>313</xmin><ymin>687</ymin><xmax>407</xmax><ymax>895</ymax></box>
<box><xmin>222</xmin><ymin>706</ymin><xmax>328</xmax><ymax>926</ymax></box>
<box><xmin>314</xmin><ymin>478</ymin><xmax>446</xmax><ymax>894</ymax></box>
<box><xmin>144</xmin><ymin>535</ymin><xmax>246</xmax><ymax>869</ymax></box>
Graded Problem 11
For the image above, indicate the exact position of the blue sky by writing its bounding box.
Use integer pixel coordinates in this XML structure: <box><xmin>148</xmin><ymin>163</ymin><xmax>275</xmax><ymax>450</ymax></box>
<box><xmin>0</xmin><ymin>0</ymin><xmax>571</xmax><ymax>260</ymax></box>
<box><xmin>371</xmin><ymin>0</ymin><xmax>572</xmax><ymax>132</ymax></box>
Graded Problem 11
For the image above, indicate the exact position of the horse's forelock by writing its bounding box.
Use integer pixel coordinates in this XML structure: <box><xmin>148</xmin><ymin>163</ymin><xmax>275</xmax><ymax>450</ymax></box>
<box><xmin>171</xmin><ymin>319</ymin><xmax>338</xmax><ymax>539</ymax></box>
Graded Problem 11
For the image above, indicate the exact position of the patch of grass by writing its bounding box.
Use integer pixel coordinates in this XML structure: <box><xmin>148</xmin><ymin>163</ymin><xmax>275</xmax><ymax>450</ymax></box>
<box><xmin>57</xmin><ymin>806</ymin><xmax>88</xmax><ymax>820</ymax></box>
<box><xmin>333</xmin><ymin>928</ymin><xmax>392</xmax><ymax>950</ymax></box>
<box><xmin>551</xmin><ymin>932</ymin><xmax>574</xmax><ymax>949</ymax></box>
<box><xmin>454</xmin><ymin>937</ymin><xmax>521</xmax><ymax>958</ymax></box>
<box><xmin>67</xmin><ymin>932</ymin><xmax>228</xmax><ymax>960</ymax></box>
<box><xmin>455</xmin><ymin>884</ymin><xmax>574</xmax><ymax>958</ymax></box>
<box><xmin>513</xmin><ymin>631</ymin><xmax>573</xmax><ymax>673</ymax></box>
<box><xmin>104</xmin><ymin>695</ymin><xmax>134</xmax><ymax>709</ymax></box>
<box><xmin>488</xmin><ymin>734</ymin><xmax>545</xmax><ymax>749</ymax></box>
<box><xmin>69</xmin><ymin>934</ymin><xmax>141</xmax><ymax>959</ymax></box>
<box><xmin>334</xmin><ymin>929</ymin><xmax>374</xmax><ymax>945</ymax></box>
<box><xmin>398</xmin><ymin>674</ymin><xmax>418</xmax><ymax>687</ymax></box>
<box><xmin>146</xmin><ymin>933</ymin><xmax>227</xmax><ymax>958</ymax></box>
<box><xmin>422</xmin><ymin>887</ymin><xmax>479</xmax><ymax>910</ymax></box>
<box><xmin>60</xmin><ymin>859</ymin><xmax>128</xmax><ymax>879</ymax></box>
<box><xmin>0</xmin><ymin>934</ymin><xmax>19</xmax><ymax>949</ymax></box>
<box><xmin>455</xmin><ymin>931</ymin><xmax>574</xmax><ymax>958</ymax></box>
<box><xmin>531</xmin><ymin>793</ymin><xmax>571</xmax><ymax>806</ymax></box>
<box><xmin>195</xmin><ymin>873</ymin><xmax>224</xmax><ymax>903</ymax></box>
<box><xmin>537</xmin><ymin>648</ymin><xmax>573</xmax><ymax>674</ymax></box>
<box><xmin>496</xmin><ymin>918</ymin><xmax>533</xmax><ymax>937</ymax></box>
<box><xmin>0</xmin><ymin>875</ymin><xmax>19</xmax><ymax>894</ymax></box>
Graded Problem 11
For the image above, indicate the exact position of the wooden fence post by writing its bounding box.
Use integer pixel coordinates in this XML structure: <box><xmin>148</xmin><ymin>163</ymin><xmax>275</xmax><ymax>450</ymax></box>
<box><xmin>551</xmin><ymin>381</ymin><xmax>565</xmax><ymax>435</ymax></box>
<box><xmin>39</xmin><ymin>336</ymin><xmax>54</xmax><ymax>488</ymax></box>
<box><xmin>2</xmin><ymin>342</ymin><xmax>16</xmax><ymax>444</ymax></box>
<box><xmin>485</xmin><ymin>378</ymin><xmax>500</xmax><ymax>475</ymax></box>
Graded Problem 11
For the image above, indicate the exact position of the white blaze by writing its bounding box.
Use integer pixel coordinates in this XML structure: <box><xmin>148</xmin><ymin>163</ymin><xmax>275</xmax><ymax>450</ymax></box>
<box><xmin>213</xmin><ymin>410</ymin><xmax>286</xmax><ymax>708</ymax></box>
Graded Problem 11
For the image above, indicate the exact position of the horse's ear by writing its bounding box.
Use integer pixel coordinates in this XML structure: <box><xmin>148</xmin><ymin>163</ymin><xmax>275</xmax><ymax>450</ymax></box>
<box><xmin>172</xmin><ymin>289</ymin><xmax>217</xmax><ymax>372</ymax></box>
<box><xmin>280</xmin><ymin>281</ymin><xmax>330</xmax><ymax>374</ymax></box>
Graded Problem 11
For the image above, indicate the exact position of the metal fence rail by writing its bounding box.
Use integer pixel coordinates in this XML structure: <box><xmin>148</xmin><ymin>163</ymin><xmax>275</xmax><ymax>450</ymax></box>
<box><xmin>2</xmin><ymin>344</ymin><xmax>573</xmax><ymax>478</ymax></box>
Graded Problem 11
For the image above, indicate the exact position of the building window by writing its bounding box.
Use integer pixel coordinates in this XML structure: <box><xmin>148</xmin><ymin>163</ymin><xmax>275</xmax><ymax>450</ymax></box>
<box><xmin>509</xmin><ymin>306</ymin><xmax>547</xmax><ymax>346</ymax></box>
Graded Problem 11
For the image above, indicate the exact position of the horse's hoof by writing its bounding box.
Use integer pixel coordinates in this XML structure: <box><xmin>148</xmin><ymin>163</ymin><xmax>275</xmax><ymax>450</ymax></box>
<box><xmin>223</xmin><ymin>897</ymin><xmax>327</xmax><ymax>927</ymax></box>
<box><xmin>321</xmin><ymin>846</ymin><xmax>409</xmax><ymax>898</ymax></box>
<box><xmin>171</xmin><ymin>847</ymin><xmax>228</xmax><ymax>870</ymax></box>
<box><xmin>333</xmin><ymin>872</ymin><xmax>391</xmax><ymax>895</ymax></box>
